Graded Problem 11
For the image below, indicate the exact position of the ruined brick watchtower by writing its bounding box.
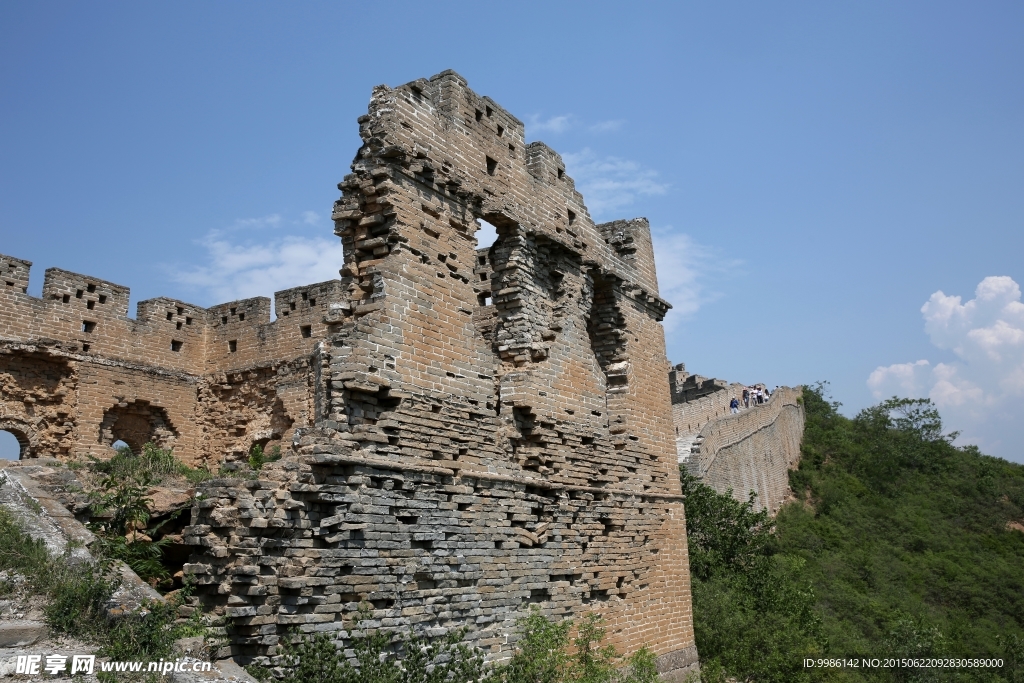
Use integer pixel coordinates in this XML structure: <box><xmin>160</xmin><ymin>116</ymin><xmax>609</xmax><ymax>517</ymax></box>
<box><xmin>1</xmin><ymin>71</ymin><xmax>699</xmax><ymax>679</ymax></box>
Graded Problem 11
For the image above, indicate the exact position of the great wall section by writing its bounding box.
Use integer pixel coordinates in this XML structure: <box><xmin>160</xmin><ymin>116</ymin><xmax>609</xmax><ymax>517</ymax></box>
<box><xmin>0</xmin><ymin>70</ymin><xmax>806</xmax><ymax>680</ymax></box>
<box><xmin>669</xmin><ymin>365</ymin><xmax>805</xmax><ymax>514</ymax></box>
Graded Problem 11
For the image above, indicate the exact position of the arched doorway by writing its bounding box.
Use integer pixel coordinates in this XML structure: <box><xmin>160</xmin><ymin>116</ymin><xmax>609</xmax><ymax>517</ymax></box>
<box><xmin>0</xmin><ymin>420</ymin><xmax>36</xmax><ymax>460</ymax></box>
<box><xmin>0</xmin><ymin>431</ymin><xmax>22</xmax><ymax>460</ymax></box>
<box><xmin>99</xmin><ymin>400</ymin><xmax>178</xmax><ymax>454</ymax></box>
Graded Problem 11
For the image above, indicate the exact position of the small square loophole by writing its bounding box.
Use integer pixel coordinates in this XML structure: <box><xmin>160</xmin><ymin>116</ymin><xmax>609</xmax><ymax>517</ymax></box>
<box><xmin>486</xmin><ymin>156</ymin><xmax>497</xmax><ymax>175</ymax></box>
<box><xmin>300</xmin><ymin>325</ymin><xmax>312</xmax><ymax>338</ymax></box>
<box><xmin>62</xmin><ymin>294</ymin><xmax>70</xmax><ymax>304</ymax></box>
<box><xmin>171</xmin><ymin>340</ymin><xmax>183</xmax><ymax>352</ymax></box>
<box><xmin>229</xmin><ymin>340</ymin><xmax>237</xmax><ymax>353</ymax></box>
<box><xmin>82</xmin><ymin>321</ymin><xmax>96</xmax><ymax>333</ymax></box>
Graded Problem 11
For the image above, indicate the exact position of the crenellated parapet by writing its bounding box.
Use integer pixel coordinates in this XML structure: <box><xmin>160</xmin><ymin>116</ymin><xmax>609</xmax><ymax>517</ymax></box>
<box><xmin>0</xmin><ymin>253</ymin><xmax>346</xmax><ymax>464</ymax></box>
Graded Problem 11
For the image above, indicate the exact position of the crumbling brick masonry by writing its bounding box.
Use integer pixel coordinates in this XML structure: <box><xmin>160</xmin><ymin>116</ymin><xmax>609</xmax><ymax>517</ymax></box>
<box><xmin>0</xmin><ymin>71</ymin><xmax>699</xmax><ymax>679</ymax></box>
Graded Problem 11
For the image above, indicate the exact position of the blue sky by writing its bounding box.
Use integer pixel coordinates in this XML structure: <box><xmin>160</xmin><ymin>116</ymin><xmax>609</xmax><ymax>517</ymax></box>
<box><xmin>2</xmin><ymin>1</ymin><xmax>1023</xmax><ymax>461</ymax></box>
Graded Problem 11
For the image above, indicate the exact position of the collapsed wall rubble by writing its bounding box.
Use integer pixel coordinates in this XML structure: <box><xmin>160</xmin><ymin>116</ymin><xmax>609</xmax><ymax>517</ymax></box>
<box><xmin>0</xmin><ymin>70</ymin><xmax>700</xmax><ymax>679</ymax></box>
<box><xmin>182</xmin><ymin>70</ymin><xmax>698</xmax><ymax>679</ymax></box>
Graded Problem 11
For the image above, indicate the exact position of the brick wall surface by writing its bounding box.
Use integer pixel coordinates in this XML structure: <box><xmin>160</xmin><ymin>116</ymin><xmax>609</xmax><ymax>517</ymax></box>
<box><xmin>0</xmin><ymin>71</ymin><xmax>699</xmax><ymax>679</ymax></box>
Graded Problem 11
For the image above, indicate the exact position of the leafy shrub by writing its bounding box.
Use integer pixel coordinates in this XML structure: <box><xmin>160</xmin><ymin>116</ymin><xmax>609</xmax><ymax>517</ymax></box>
<box><xmin>248</xmin><ymin>607</ymin><xmax>658</xmax><ymax>683</ymax></box>
<box><xmin>88</xmin><ymin>457</ymin><xmax>175</xmax><ymax>583</ymax></box>
<box><xmin>1</xmin><ymin>506</ymin><xmax>205</xmax><ymax>680</ymax></box>
<box><xmin>248</xmin><ymin>444</ymin><xmax>282</xmax><ymax>471</ymax></box>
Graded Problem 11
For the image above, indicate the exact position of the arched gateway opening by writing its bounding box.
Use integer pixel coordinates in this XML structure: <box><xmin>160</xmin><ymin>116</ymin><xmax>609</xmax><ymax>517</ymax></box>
<box><xmin>99</xmin><ymin>400</ymin><xmax>178</xmax><ymax>454</ymax></box>
<box><xmin>0</xmin><ymin>431</ymin><xmax>23</xmax><ymax>460</ymax></box>
<box><xmin>0</xmin><ymin>420</ymin><xmax>35</xmax><ymax>460</ymax></box>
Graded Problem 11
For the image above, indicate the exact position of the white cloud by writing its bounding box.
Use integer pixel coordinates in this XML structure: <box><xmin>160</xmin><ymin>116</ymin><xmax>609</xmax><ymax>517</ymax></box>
<box><xmin>588</xmin><ymin>120</ymin><xmax>624</xmax><ymax>133</ymax></box>
<box><xmin>170</xmin><ymin>213</ymin><xmax>344</xmax><ymax>309</ymax></box>
<box><xmin>525</xmin><ymin>115</ymin><xmax>626</xmax><ymax>137</ymax></box>
<box><xmin>562</xmin><ymin>148</ymin><xmax>669</xmax><ymax>219</ymax></box>
<box><xmin>868</xmin><ymin>276</ymin><xmax>1024</xmax><ymax>459</ymax></box>
<box><xmin>651</xmin><ymin>227</ymin><xmax>740</xmax><ymax>332</ymax></box>
<box><xmin>526</xmin><ymin>114</ymin><xmax>574</xmax><ymax>135</ymax></box>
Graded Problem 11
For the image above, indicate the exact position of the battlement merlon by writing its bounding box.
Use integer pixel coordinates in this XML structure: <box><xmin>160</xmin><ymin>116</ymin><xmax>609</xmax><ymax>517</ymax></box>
<box><xmin>0</xmin><ymin>254</ymin><xmax>32</xmax><ymax>293</ymax></box>
<box><xmin>336</xmin><ymin>69</ymin><xmax>671</xmax><ymax>320</ymax></box>
<box><xmin>42</xmin><ymin>267</ymin><xmax>132</xmax><ymax>317</ymax></box>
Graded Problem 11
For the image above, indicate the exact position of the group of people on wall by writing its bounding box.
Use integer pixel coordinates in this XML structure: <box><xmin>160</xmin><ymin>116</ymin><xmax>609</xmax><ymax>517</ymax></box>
<box><xmin>729</xmin><ymin>385</ymin><xmax>772</xmax><ymax>414</ymax></box>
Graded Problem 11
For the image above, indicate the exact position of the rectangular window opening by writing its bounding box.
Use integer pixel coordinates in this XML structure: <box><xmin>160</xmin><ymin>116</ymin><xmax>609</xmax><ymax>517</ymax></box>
<box><xmin>82</xmin><ymin>343</ymin><xmax>90</xmax><ymax>352</ymax></box>
<box><xmin>221</xmin><ymin>316</ymin><xmax>228</xmax><ymax>325</ymax></box>
<box><xmin>290</xmin><ymin>301</ymin><xmax>296</xmax><ymax>310</ymax></box>
<box><xmin>497</xmin><ymin>124</ymin><xmax>505</xmax><ymax>137</ymax></box>
<box><xmin>486</xmin><ymin>156</ymin><xmax>497</xmax><ymax>175</ymax></box>
<box><xmin>75</xmin><ymin>290</ymin><xmax>83</xmax><ymax>299</ymax></box>
<box><xmin>509</xmin><ymin>143</ymin><xmax>515</xmax><ymax>156</ymax></box>
<box><xmin>238</xmin><ymin>312</ymin><xmax>245</xmax><ymax>321</ymax></box>
<box><xmin>87</xmin><ymin>300</ymin><xmax>95</xmax><ymax>310</ymax></box>
<box><xmin>485</xmin><ymin>106</ymin><xmax>493</xmax><ymax>117</ymax></box>
<box><xmin>475</xmin><ymin>109</ymin><xmax>483</xmax><ymax>122</ymax></box>
<box><xmin>171</xmin><ymin>340</ymin><xmax>183</xmax><ymax>352</ymax></box>
<box><xmin>478</xmin><ymin>293</ymin><xmax>492</xmax><ymax>306</ymax></box>
<box><xmin>176</xmin><ymin>321</ymin><xmax>183</xmax><ymax>330</ymax></box>
<box><xmin>62</xmin><ymin>294</ymin><xmax>70</xmax><ymax>304</ymax></box>
<box><xmin>230</xmin><ymin>307</ymin><xmax>237</xmax><ymax>315</ymax></box>
<box><xmin>557</xmin><ymin>168</ymin><xmax>564</xmax><ymax>180</ymax></box>
<box><xmin>301</xmin><ymin>292</ymin><xmax>308</xmax><ymax>301</ymax></box>
<box><xmin>98</xmin><ymin>295</ymin><xmax>107</xmax><ymax>304</ymax></box>
<box><xmin>82</xmin><ymin>321</ymin><xmax>96</xmax><ymax>333</ymax></box>
<box><xmin>309</xmin><ymin>298</ymin><xmax>316</xmax><ymax>307</ymax></box>
<box><xmin>166</xmin><ymin>312</ymin><xmax>173</xmax><ymax>321</ymax></box>
<box><xmin>176</xmin><ymin>306</ymin><xmax>183</xmax><ymax>315</ymax></box>
<box><xmin>228</xmin><ymin>340</ymin><xmax>237</xmax><ymax>353</ymax></box>
<box><xmin>567</xmin><ymin>209</ymin><xmax>576</xmax><ymax>225</ymax></box>
<box><xmin>185</xmin><ymin>317</ymin><xmax>192</xmax><ymax>325</ymax></box>
<box><xmin>86</xmin><ymin>283</ymin><xmax>96</xmax><ymax>293</ymax></box>
<box><xmin>300</xmin><ymin>325</ymin><xmax>312</xmax><ymax>338</ymax></box>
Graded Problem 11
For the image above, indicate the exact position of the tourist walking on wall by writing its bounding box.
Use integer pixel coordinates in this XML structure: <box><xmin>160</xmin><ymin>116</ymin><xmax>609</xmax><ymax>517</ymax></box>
<box><xmin>742</xmin><ymin>388</ymin><xmax>749</xmax><ymax>408</ymax></box>
<box><xmin>730</xmin><ymin>397</ymin><xmax>740</xmax><ymax>414</ymax></box>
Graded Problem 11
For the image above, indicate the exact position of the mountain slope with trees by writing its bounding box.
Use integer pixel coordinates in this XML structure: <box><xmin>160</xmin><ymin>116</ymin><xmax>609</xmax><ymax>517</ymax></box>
<box><xmin>685</xmin><ymin>384</ymin><xmax>1024</xmax><ymax>682</ymax></box>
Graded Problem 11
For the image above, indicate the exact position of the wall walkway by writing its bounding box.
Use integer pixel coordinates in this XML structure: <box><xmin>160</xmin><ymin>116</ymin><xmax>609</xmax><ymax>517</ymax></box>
<box><xmin>680</xmin><ymin>386</ymin><xmax>804</xmax><ymax>514</ymax></box>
